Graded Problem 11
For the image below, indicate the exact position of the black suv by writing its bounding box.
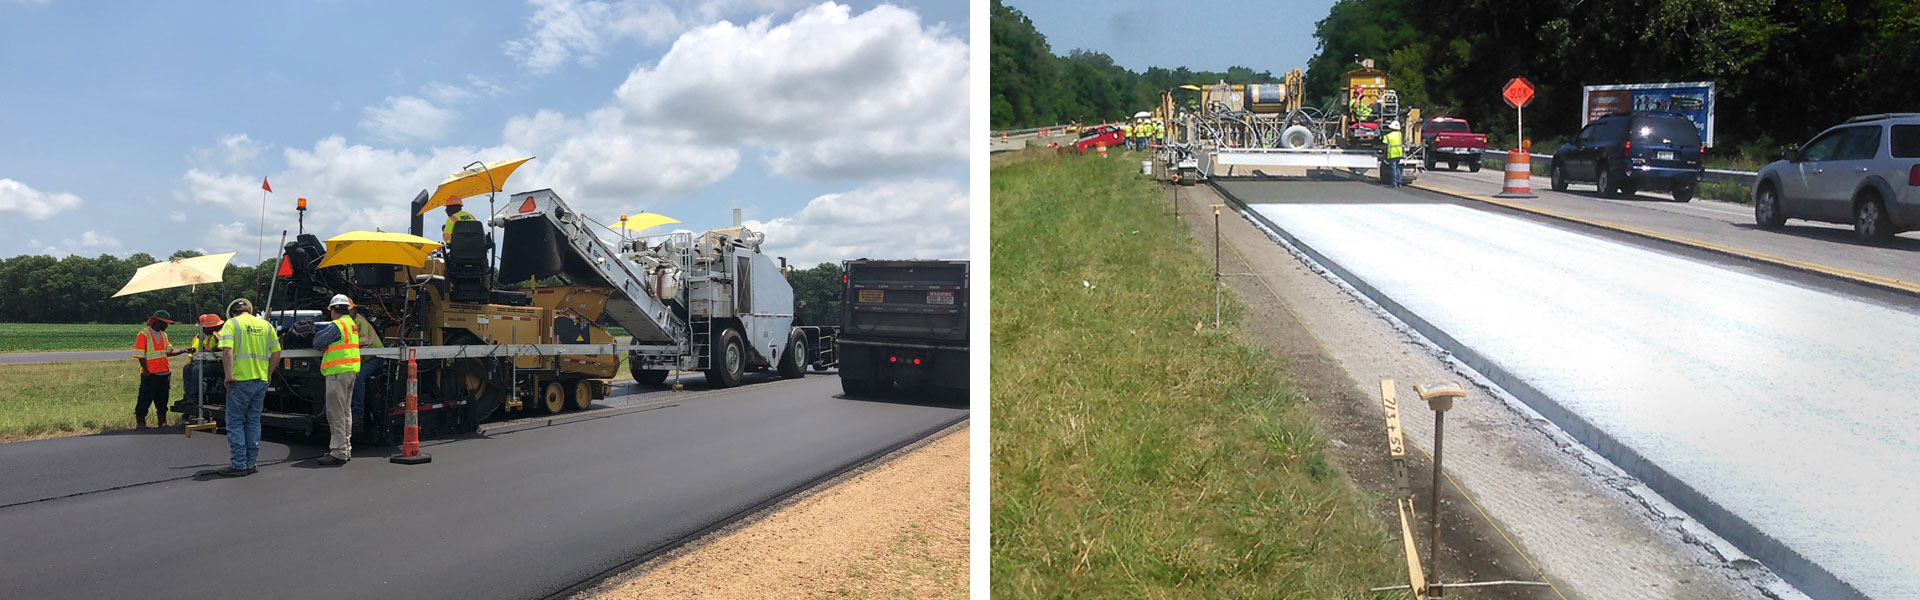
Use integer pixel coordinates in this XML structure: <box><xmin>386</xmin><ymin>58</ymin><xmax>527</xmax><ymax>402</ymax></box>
<box><xmin>1550</xmin><ymin>112</ymin><xmax>1706</xmax><ymax>201</ymax></box>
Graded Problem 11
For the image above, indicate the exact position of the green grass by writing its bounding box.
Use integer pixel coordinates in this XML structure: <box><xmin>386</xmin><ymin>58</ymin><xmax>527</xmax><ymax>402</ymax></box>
<box><xmin>0</xmin><ymin>322</ymin><xmax>148</xmax><ymax>353</ymax></box>
<box><xmin>0</xmin><ymin>357</ymin><xmax>186</xmax><ymax>440</ymax></box>
<box><xmin>990</xmin><ymin>152</ymin><xmax>1399</xmax><ymax>598</ymax></box>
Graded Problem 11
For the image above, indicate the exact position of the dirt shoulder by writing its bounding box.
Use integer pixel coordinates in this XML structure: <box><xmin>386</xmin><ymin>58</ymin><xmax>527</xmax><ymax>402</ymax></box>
<box><xmin>576</xmin><ymin>423</ymin><xmax>969</xmax><ymax>600</ymax></box>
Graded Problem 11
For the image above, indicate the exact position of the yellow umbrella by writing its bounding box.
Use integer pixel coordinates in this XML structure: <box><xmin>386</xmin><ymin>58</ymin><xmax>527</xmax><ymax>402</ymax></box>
<box><xmin>612</xmin><ymin>213</ymin><xmax>681</xmax><ymax>235</ymax></box>
<box><xmin>317</xmin><ymin>231</ymin><xmax>443</xmax><ymax>268</ymax></box>
<box><xmin>418</xmin><ymin>156</ymin><xmax>535</xmax><ymax>215</ymax></box>
<box><xmin>112</xmin><ymin>252</ymin><xmax>236</xmax><ymax>298</ymax></box>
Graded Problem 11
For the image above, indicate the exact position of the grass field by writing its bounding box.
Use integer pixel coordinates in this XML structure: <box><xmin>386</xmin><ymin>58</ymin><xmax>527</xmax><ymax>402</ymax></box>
<box><xmin>0</xmin><ymin>322</ymin><xmax>146</xmax><ymax>353</ymax></box>
<box><xmin>990</xmin><ymin>151</ymin><xmax>1398</xmax><ymax>597</ymax></box>
<box><xmin>0</xmin><ymin>357</ymin><xmax>184</xmax><ymax>440</ymax></box>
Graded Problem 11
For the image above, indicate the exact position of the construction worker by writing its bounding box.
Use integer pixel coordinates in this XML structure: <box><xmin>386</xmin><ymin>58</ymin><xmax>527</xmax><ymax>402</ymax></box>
<box><xmin>216</xmin><ymin>298</ymin><xmax>281</xmax><ymax>477</ymax></box>
<box><xmin>349</xmin><ymin>305</ymin><xmax>383</xmax><ymax>431</ymax></box>
<box><xmin>443</xmin><ymin>196</ymin><xmax>478</xmax><ymax>244</ymax></box>
<box><xmin>1350</xmin><ymin>86</ymin><xmax>1372</xmax><ymax>122</ymax></box>
<box><xmin>181</xmin><ymin>314</ymin><xmax>223</xmax><ymax>405</ymax></box>
<box><xmin>311</xmin><ymin>294</ymin><xmax>360</xmax><ymax>465</ymax></box>
<box><xmin>1384</xmin><ymin>120</ymin><xmax>1405</xmax><ymax>187</ymax></box>
<box><xmin>1120</xmin><ymin>120</ymin><xmax>1135</xmax><ymax>152</ymax></box>
<box><xmin>132</xmin><ymin>310</ymin><xmax>187</xmax><ymax>429</ymax></box>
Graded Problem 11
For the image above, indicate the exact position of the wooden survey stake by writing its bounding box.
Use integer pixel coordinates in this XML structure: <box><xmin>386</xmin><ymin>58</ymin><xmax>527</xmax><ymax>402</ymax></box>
<box><xmin>1381</xmin><ymin>379</ymin><xmax>1428</xmax><ymax>597</ymax></box>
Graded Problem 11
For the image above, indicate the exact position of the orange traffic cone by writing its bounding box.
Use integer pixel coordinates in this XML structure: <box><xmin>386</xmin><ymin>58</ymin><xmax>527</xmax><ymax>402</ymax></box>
<box><xmin>390</xmin><ymin>347</ymin><xmax>431</xmax><ymax>464</ymax></box>
<box><xmin>1495</xmin><ymin>149</ymin><xmax>1536</xmax><ymax>198</ymax></box>
<box><xmin>1096</xmin><ymin>145</ymin><xmax>1108</xmax><ymax>158</ymax></box>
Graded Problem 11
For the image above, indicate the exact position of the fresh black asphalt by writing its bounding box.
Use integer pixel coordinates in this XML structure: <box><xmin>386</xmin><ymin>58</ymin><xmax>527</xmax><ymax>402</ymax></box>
<box><xmin>0</xmin><ymin>375</ymin><xmax>967</xmax><ymax>599</ymax></box>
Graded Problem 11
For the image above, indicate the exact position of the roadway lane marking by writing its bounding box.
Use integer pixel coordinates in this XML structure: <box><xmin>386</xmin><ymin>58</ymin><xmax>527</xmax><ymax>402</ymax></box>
<box><xmin>1409</xmin><ymin>182</ymin><xmax>1920</xmax><ymax>297</ymax></box>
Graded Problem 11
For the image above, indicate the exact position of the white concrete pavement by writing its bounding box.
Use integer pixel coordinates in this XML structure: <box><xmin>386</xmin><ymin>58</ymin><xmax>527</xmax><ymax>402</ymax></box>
<box><xmin>1244</xmin><ymin>194</ymin><xmax>1918</xmax><ymax>600</ymax></box>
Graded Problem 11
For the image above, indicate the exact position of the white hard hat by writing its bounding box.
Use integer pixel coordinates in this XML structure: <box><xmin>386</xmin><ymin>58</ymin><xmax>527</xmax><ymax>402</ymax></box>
<box><xmin>328</xmin><ymin>294</ymin><xmax>353</xmax><ymax>308</ymax></box>
<box><xmin>1389</xmin><ymin>120</ymin><xmax>1402</xmax><ymax>131</ymax></box>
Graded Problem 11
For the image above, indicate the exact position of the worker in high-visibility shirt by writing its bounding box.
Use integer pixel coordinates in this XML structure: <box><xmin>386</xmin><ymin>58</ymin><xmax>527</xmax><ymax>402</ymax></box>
<box><xmin>216</xmin><ymin>298</ymin><xmax>281</xmax><ymax>477</ymax></box>
<box><xmin>1383</xmin><ymin>120</ymin><xmax>1405</xmax><ymax>188</ymax></box>
<box><xmin>1350</xmin><ymin>86</ymin><xmax>1372</xmax><ymax>122</ymax></box>
<box><xmin>443</xmin><ymin>196</ymin><xmax>479</xmax><ymax>244</ymax></box>
<box><xmin>181</xmin><ymin>313</ymin><xmax>223</xmax><ymax>406</ymax></box>
<box><xmin>1120</xmin><ymin>121</ymin><xmax>1135</xmax><ymax>151</ymax></box>
<box><xmin>131</xmin><ymin>310</ymin><xmax>188</xmax><ymax>429</ymax></box>
<box><xmin>310</xmin><ymin>294</ymin><xmax>360</xmax><ymax>465</ymax></box>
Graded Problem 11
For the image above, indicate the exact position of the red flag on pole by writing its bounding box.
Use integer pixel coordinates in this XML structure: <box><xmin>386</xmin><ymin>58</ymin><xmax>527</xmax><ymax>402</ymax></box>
<box><xmin>261</xmin><ymin>177</ymin><xmax>272</xmax><ymax>193</ymax></box>
<box><xmin>275</xmin><ymin>255</ymin><xmax>292</xmax><ymax>278</ymax></box>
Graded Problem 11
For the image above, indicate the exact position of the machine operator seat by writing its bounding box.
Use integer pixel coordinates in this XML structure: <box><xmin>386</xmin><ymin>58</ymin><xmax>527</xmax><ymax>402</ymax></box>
<box><xmin>445</xmin><ymin>220</ymin><xmax>493</xmax><ymax>304</ymax></box>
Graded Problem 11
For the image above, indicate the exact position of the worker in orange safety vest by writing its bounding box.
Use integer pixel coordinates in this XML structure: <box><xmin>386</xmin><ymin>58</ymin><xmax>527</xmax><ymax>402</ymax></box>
<box><xmin>132</xmin><ymin>310</ymin><xmax>188</xmax><ymax>428</ymax></box>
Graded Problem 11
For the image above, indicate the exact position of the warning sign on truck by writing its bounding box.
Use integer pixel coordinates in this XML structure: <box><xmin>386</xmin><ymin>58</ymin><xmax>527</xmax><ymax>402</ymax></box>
<box><xmin>859</xmin><ymin>289</ymin><xmax>885</xmax><ymax>303</ymax></box>
<box><xmin>926</xmin><ymin>290</ymin><xmax>954</xmax><ymax>305</ymax></box>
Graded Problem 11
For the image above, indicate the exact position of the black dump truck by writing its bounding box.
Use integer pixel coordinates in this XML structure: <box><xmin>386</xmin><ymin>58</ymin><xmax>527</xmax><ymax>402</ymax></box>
<box><xmin>836</xmin><ymin>259</ymin><xmax>969</xmax><ymax>398</ymax></box>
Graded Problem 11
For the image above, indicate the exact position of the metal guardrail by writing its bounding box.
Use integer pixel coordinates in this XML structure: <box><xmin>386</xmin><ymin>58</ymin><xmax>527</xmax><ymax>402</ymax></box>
<box><xmin>1479</xmin><ymin>151</ymin><xmax>1758</xmax><ymax>188</ymax></box>
<box><xmin>993</xmin><ymin>124</ymin><xmax>1073</xmax><ymax>137</ymax></box>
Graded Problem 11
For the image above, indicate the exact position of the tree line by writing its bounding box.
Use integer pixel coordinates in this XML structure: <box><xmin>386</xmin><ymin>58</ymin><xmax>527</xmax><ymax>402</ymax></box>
<box><xmin>990</xmin><ymin>0</ymin><xmax>1286</xmax><ymax>128</ymax></box>
<box><xmin>0</xmin><ymin>251</ymin><xmax>846</xmax><ymax>327</ymax></box>
<box><xmin>994</xmin><ymin>0</ymin><xmax>1920</xmax><ymax>156</ymax></box>
<box><xmin>1307</xmin><ymin>0</ymin><xmax>1920</xmax><ymax>155</ymax></box>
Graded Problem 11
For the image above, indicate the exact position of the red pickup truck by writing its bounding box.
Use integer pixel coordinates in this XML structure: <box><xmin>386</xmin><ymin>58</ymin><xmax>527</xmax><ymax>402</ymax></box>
<box><xmin>1072</xmin><ymin>124</ymin><xmax>1126</xmax><ymax>154</ymax></box>
<box><xmin>1421</xmin><ymin>117</ymin><xmax>1487</xmax><ymax>172</ymax></box>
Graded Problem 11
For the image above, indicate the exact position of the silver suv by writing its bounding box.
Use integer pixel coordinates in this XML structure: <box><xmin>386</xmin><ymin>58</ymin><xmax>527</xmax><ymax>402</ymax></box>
<box><xmin>1753</xmin><ymin>113</ymin><xmax>1920</xmax><ymax>242</ymax></box>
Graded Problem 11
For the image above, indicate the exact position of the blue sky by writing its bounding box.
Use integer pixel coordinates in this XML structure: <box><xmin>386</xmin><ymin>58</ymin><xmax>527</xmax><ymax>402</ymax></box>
<box><xmin>0</xmin><ymin>0</ymin><xmax>969</xmax><ymax>268</ymax></box>
<box><xmin>1005</xmin><ymin>0</ymin><xmax>1333</xmax><ymax>76</ymax></box>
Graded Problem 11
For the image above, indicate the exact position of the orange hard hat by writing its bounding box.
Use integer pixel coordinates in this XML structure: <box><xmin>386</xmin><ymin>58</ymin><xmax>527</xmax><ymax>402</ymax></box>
<box><xmin>446</xmin><ymin>196</ymin><xmax>464</xmax><ymax>208</ymax></box>
<box><xmin>198</xmin><ymin>314</ymin><xmax>224</xmax><ymax>328</ymax></box>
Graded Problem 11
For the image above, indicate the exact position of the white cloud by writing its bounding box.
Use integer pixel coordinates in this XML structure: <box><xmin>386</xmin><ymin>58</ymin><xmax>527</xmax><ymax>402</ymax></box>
<box><xmin>614</xmin><ymin>3</ymin><xmax>967</xmax><ymax>180</ymax></box>
<box><xmin>360</xmin><ymin>95</ymin><xmax>457</xmax><ymax>143</ymax></box>
<box><xmin>193</xmin><ymin>133</ymin><xmax>265</xmax><ymax>167</ymax></box>
<box><xmin>78</xmin><ymin>230</ymin><xmax>121</xmax><ymax>251</ymax></box>
<box><xmin>422</xmin><ymin>76</ymin><xmax>508</xmax><ymax>104</ymax></box>
<box><xmin>503</xmin><ymin>108</ymin><xmax>739</xmax><ymax>217</ymax></box>
<box><xmin>0</xmin><ymin>178</ymin><xmax>83</xmax><ymax>220</ymax></box>
<box><xmin>502</xmin><ymin>0</ymin><xmax>810</xmax><ymax>74</ymax></box>
<box><xmin>170</xmin><ymin>211</ymin><xmax>187</xmax><ymax>223</ymax></box>
<box><xmin>744</xmin><ymin>178</ymin><xmax>967</xmax><ymax>267</ymax></box>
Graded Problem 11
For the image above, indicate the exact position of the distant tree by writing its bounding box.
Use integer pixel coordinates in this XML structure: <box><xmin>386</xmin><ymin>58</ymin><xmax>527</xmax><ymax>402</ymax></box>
<box><xmin>785</xmin><ymin>262</ymin><xmax>845</xmax><ymax>327</ymax></box>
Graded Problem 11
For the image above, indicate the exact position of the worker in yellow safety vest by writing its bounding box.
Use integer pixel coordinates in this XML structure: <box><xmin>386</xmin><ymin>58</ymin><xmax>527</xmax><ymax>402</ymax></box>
<box><xmin>1384</xmin><ymin>120</ymin><xmax>1405</xmax><ymax>188</ymax></box>
<box><xmin>311</xmin><ymin>294</ymin><xmax>360</xmax><ymax>465</ymax></box>
<box><xmin>443</xmin><ymin>196</ymin><xmax>479</xmax><ymax>244</ymax></box>
<box><xmin>216</xmin><ymin>298</ymin><xmax>282</xmax><ymax>477</ymax></box>
<box><xmin>182</xmin><ymin>313</ymin><xmax>224</xmax><ymax>406</ymax></box>
<box><xmin>132</xmin><ymin>310</ymin><xmax>188</xmax><ymax>428</ymax></box>
<box><xmin>1120</xmin><ymin>121</ymin><xmax>1134</xmax><ymax>151</ymax></box>
<box><xmin>1350</xmin><ymin>86</ymin><xmax>1371</xmax><ymax>122</ymax></box>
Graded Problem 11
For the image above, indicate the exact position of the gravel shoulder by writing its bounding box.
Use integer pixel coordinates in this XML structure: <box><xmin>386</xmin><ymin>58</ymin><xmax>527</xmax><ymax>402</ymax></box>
<box><xmin>575</xmin><ymin>422</ymin><xmax>969</xmax><ymax>600</ymax></box>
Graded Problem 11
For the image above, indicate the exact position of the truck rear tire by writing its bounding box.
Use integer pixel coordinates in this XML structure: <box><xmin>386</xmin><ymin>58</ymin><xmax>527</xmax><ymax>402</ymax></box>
<box><xmin>777</xmin><ymin>332</ymin><xmax>806</xmax><ymax>379</ymax></box>
<box><xmin>632</xmin><ymin>366</ymin><xmax>670</xmax><ymax>386</ymax></box>
<box><xmin>706</xmin><ymin>328</ymin><xmax>746</xmax><ymax>388</ymax></box>
<box><xmin>840</xmin><ymin>375</ymin><xmax>883</xmax><ymax>397</ymax></box>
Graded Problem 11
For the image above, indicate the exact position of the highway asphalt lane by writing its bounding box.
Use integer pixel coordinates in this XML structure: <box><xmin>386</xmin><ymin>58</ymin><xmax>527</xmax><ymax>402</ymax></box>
<box><xmin>0</xmin><ymin>375</ymin><xmax>966</xmax><ymax>599</ymax></box>
<box><xmin>0</xmin><ymin>349</ymin><xmax>129</xmax><ymax>364</ymax></box>
<box><xmin>1231</xmin><ymin>180</ymin><xmax>1917</xmax><ymax>600</ymax></box>
<box><xmin>1413</xmin><ymin>166</ymin><xmax>1920</xmax><ymax>286</ymax></box>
